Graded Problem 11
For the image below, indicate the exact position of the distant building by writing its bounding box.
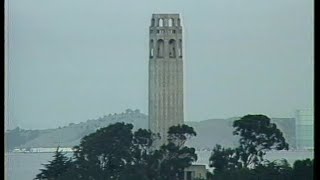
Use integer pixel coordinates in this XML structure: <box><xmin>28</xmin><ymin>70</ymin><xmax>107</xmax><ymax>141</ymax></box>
<box><xmin>148</xmin><ymin>14</ymin><xmax>184</xmax><ymax>145</ymax></box>
<box><xmin>183</xmin><ymin>164</ymin><xmax>208</xmax><ymax>180</ymax></box>
<box><xmin>295</xmin><ymin>109</ymin><xmax>314</xmax><ymax>150</ymax></box>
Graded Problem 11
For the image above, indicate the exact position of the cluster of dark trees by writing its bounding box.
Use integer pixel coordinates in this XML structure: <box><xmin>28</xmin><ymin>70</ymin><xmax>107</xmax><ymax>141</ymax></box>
<box><xmin>35</xmin><ymin>123</ymin><xmax>197</xmax><ymax>180</ymax></box>
<box><xmin>35</xmin><ymin>115</ymin><xmax>313</xmax><ymax>180</ymax></box>
<box><xmin>207</xmin><ymin>115</ymin><xmax>314</xmax><ymax>180</ymax></box>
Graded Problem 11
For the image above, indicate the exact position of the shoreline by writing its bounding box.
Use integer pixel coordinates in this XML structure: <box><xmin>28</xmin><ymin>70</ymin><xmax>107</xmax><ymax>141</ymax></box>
<box><xmin>5</xmin><ymin>149</ymin><xmax>314</xmax><ymax>154</ymax></box>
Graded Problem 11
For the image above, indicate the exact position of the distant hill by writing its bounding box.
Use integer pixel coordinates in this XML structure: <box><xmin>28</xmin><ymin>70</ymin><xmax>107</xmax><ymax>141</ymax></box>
<box><xmin>186</xmin><ymin>117</ymin><xmax>296</xmax><ymax>150</ymax></box>
<box><xmin>5</xmin><ymin>110</ymin><xmax>296</xmax><ymax>151</ymax></box>
<box><xmin>185</xmin><ymin>118</ymin><xmax>239</xmax><ymax>150</ymax></box>
<box><xmin>270</xmin><ymin>118</ymin><xmax>296</xmax><ymax>148</ymax></box>
<box><xmin>5</xmin><ymin>109</ymin><xmax>147</xmax><ymax>151</ymax></box>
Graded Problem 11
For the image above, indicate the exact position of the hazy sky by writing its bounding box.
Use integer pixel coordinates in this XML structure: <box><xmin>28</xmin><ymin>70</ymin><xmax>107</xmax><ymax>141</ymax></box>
<box><xmin>6</xmin><ymin>0</ymin><xmax>313</xmax><ymax>130</ymax></box>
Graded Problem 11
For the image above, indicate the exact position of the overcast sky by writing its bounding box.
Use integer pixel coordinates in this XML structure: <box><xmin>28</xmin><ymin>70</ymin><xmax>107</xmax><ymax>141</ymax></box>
<box><xmin>6</xmin><ymin>0</ymin><xmax>313</xmax><ymax>130</ymax></box>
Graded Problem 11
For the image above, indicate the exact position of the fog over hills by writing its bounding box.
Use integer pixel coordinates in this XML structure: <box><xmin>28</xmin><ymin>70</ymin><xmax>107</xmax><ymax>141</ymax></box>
<box><xmin>5</xmin><ymin>109</ymin><xmax>295</xmax><ymax>151</ymax></box>
<box><xmin>185</xmin><ymin>118</ymin><xmax>239</xmax><ymax>149</ymax></box>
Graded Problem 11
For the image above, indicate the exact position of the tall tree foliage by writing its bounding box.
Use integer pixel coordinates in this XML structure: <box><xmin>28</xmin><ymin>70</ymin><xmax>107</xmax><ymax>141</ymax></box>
<box><xmin>35</xmin><ymin>147</ymin><xmax>71</xmax><ymax>180</ymax></box>
<box><xmin>207</xmin><ymin>114</ymin><xmax>310</xmax><ymax>180</ymax></box>
<box><xmin>233</xmin><ymin>115</ymin><xmax>289</xmax><ymax>168</ymax></box>
<box><xmin>167</xmin><ymin>124</ymin><xmax>196</xmax><ymax>147</ymax></box>
<box><xmin>209</xmin><ymin>144</ymin><xmax>242</xmax><ymax>174</ymax></box>
<box><xmin>292</xmin><ymin>158</ymin><xmax>313</xmax><ymax>180</ymax></box>
<box><xmin>35</xmin><ymin>122</ymin><xmax>198</xmax><ymax>180</ymax></box>
<box><xmin>73</xmin><ymin>123</ymin><xmax>135</xmax><ymax>179</ymax></box>
<box><xmin>209</xmin><ymin>114</ymin><xmax>290</xmax><ymax>177</ymax></box>
<box><xmin>157</xmin><ymin>125</ymin><xmax>198</xmax><ymax>180</ymax></box>
<box><xmin>209</xmin><ymin>159</ymin><xmax>294</xmax><ymax>180</ymax></box>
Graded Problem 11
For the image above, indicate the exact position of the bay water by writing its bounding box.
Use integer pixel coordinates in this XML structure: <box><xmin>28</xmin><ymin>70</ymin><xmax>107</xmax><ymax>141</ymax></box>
<box><xmin>5</xmin><ymin>150</ymin><xmax>314</xmax><ymax>180</ymax></box>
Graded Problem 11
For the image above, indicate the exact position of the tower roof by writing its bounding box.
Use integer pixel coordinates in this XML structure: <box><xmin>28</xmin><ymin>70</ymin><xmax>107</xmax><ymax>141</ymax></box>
<box><xmin>152</xmin><ymin>14</ymin><xmax>180</xmax><ymax>18</ymax></box>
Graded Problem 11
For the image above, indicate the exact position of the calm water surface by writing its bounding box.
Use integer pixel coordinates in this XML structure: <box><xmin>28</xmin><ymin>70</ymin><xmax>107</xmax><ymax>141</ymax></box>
<box><xmin>5</xmin><ymin>152</ymin><xmax>71</xmax><ymax>180</ymax></box>
<box><xmin>5</xmin><ymin>150</ymin><xmax>314</xmax><ymax>180</ymax></box>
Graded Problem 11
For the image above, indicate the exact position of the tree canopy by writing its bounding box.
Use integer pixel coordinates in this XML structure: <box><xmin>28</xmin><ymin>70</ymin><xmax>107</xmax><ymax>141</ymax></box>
<box><xmin>35</xmin><ymin>147</ymin><xmax>72</xmax><ymax>180</ymax></box>
<box><xmin>292</xmin><ymin>158</ymin><xmax>313</xmax><ymax>180</ymax></box>
<box><xmin>208</xmin><ymin>114</ymin><xmax>313</xmax><ymax>180</ymax></box>
<box><xmin>210</xmin><ymin>114</ymin><xmax>289</xmax><ymax>173</ymax></box>
<box><xmin>209</xmin><ymin>144</ymin><xmax>242</xmax><ymax>174</ymax></box>
<box><xmin>233</xmin><ymin>115</ymin><xmax>289</xmax><ymax>168</ymax></box>
<box><xmin>157</xmin><ymin>124</ymin><xmax>198</xmax><ymax>180</ymax></box>
<box><xmin>35</xmin><ymin>122</ymin><xmax>198</xmax><ymax>180</ymax></box>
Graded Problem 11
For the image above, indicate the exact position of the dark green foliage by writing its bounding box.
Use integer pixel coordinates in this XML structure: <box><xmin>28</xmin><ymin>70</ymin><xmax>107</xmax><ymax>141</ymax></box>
<box><xmin>210</xmin><ymin>168</ymin><xmax>254</xmax><ymax>180</ymax></box>
<box><xmin>210</xmin><ymin>114</ymin><xmax>290</xmax><ymax>173</ymax></box>
<box><xmin>118</xmin><ymin>164</ymin><xmax>150</xmax><ymax>180</ymax></box>
<box><xmin>292</xmin><ymin>158</ymin><xmax>313</xmax><ymax>180</ymax></box>
<box><xmin>208</xmin><ymin>114</ymin><xmax>313</xmax><ymax>180</ymax></box>
<box><xmin>144</xmin><ymin>124</ymin><xmax>198</xmax><ymax>180</ymax></box>
<box><xmin>36</xmin><ymin>122</ymin><xmax>198</xmax><ymax>180</ymax></box>
<box><xmin>210</xmin><ymin>160</ymin><xmax>293</xmax><ymax>180</ymax></box>
<box><xmin>35</xmin><ymin>147</ymin><xmax>72</xmax><ymax>180</ymax></box>
<box><xmin>206</xmin><ymin>171</ymin><xmax>214</xmax><ymax>180</ymax></box>
<box><xmin>167</xmin><ymin>124</ymin><xmax>197</xmax><ymax>147</ymax></box>
<box><xmin>252</xmin><ymin>159</ymin><xmax>292</xmax><ymax>180</ymax></box>
<box><xmin>71</xmin><ymin>123</ymin><xmax>139</xmax><ymax>179</ymax></box>
<box><xmin>158</xmin><ymin>142</ymin><xmax>197</xmax><ymax>180</ymax></box>
<box><xmin>233</xmin><ymin>115</ymin><xmax>289</xmax><ymax>167</ymax></box>
<box><xmin>209</xmin><ymin>144</ymin><xmax>242</xmax><ymax>174</ymax></box>
<box><xmin>156</xmin><ymin>124</ymin><xmax>197</xmax><ymax>180</ymax></box>
<box><xmin>194</xmin><ymin>178</ymin><xmax>206</xmax><ymax>180</ymax></box>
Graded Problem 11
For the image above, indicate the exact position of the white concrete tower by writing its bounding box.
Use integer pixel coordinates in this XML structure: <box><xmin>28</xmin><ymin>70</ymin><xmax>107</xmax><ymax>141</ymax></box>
<box><xmin>148</xmin><ymin>14</ymin><xmax>184</xmax><ymax>145</ymax></box>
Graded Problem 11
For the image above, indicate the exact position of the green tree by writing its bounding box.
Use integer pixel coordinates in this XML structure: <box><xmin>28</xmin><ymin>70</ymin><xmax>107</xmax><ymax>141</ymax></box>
<box><xmin>167</xmin><ymin>124</ymin><xmax>197</xmax><ymax>147</ymax></box>
<box><xmin>292</xmin><ymin>158</ymin><xmax>313</xmax><ymax>180</ymax></box>
<box><xmin>209</xmin><ymin>114</ymin><xmax>292</xmax><ymax>180</ymax></box>
<box><xmin>157</xmin><ymin>124</ymin><xmax>198</xmax><ymax>180</ymax></box>
<box><xmin>66</xmin><ymin>122</ymin><xmax>165</xmax><ymax>180</ymax></box>
<box><xmin>233</xmin><ymin>115</ymin><xmax>289</xmax><ymax>168</ymax></box>
<box><xmin>210</xmin><ymin>159</ymin><xmax>293</xmax><ymax>180</ymax></box>
<box><xmin>206</xmin><ymin>171</ymin><xmax>214</xmax><ymax>180</ymax></box>
<box><xmin>253</xmin><ymin>159</ymin><xmax>293</xmax><ymax>180</ymax></box>
<box><xmin>119</xmin><ymin>128</ymin><xmax>158</xmax><ymax>180</ymax></box>
<box><xmin>35</xmin><ymin>147</ymin><xmax>72</xmax><ymax>180</ymax></box>
<box><xmin>72</xmin><ymin>122</ymin><xmax>138</xmax><ymax>179</ymax></box>
<box><xmin>36</xmin><ymin>123</ymin><xmax>198</xmax><ymax>180</ymax></box>
<box><xmin>209</xmin><ymin>115</ymin><xmax>289</xmax><ymax>173</ymax></box>
<box><xmin>209</xmin><ymin>144</ymin><xmax>242</xmax><ymax>174</ymax></box>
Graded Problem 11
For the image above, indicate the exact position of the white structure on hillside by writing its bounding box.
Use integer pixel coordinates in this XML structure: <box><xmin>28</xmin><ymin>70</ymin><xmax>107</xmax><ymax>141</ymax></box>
<box><xmin>183</xmin><ymin>164</ymin><xmax>208</xmax><ymax>180</ymax></box>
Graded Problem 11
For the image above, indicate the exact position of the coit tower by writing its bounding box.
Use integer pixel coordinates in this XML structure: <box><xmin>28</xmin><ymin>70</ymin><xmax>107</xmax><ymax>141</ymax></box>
<box><xmin>148</xmin><ymin>14</ymin><xmax>184</xmax><ymax>145</ymax></box>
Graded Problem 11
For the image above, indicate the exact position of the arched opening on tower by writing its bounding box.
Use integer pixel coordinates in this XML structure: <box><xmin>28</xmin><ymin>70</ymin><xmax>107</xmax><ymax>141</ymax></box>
<box><xmin>151</xmin><ymin>18</ymin><xmax>155</xmax><ymax>26</ymax></box>
<box><xmin>177</xmin><ymin>18</ymin><xmax>181</xmax><ymax>26</ymax></box>
<box><xmin>168</xmin><ymin>18</ymin><xmax>174</xmax><ymax>27</ymax></box>
<box><xmin>158</xmin><ymin>18</ymin><xmax>164</xmax><ymax>27</ymax></box>
<box><xmin>179</xmin><ymin>39</ymin><xmax>183</xmax><ymax>58</ymax></box>
<box><xmin>157</xmin><ymin>39</ymin><xmax>164</xmax><ymax>58</ymax></box>
<box><xmin>150</xmin><ymin>40</ymin><xmax>154</xmax><ymax>58</ymax></box>
<box><xmin>169</xmin><ymin>39</ymin><xmax>176</xmax><ymax>58</ymax></box>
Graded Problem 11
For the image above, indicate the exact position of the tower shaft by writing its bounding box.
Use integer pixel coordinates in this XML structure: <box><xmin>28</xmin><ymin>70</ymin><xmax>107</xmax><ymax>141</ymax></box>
<box><xmin>148</xmin><ymin>14</ymin><xmax>184</xmax><ymax>145</ymax></box>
